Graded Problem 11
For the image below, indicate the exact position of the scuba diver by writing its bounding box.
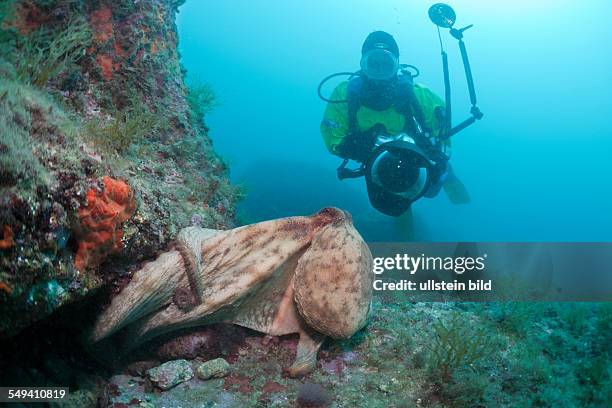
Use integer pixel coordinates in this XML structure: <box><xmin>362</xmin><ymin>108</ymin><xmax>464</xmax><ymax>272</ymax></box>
<box><xmin>318</xmin><ymin>3</ymin><xmax>483</xmax><ymax>219</ymax></box>
<box><xmin>320</xmin><ymin>30</ymin><xmax>468</xmax><ymax>217</ymax></box>
<box><xmin>321</xmin><ymin>31</ymin><xmax>445</xmax><ymax>164</ymax></box>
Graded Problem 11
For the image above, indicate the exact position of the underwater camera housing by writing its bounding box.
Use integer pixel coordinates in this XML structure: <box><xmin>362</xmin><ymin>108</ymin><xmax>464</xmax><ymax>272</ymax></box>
<box><xmin>338</xmin><ymin>133</ymin><xmax>447</xmax><ymax>216</ymax></box>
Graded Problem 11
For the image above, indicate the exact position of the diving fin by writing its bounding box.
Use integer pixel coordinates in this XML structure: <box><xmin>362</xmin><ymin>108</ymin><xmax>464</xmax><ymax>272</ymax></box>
<box><xmin>393</xmin><ymin>207</ymin><xmax>414</xmax><ymax>240</ymax></box>
<box><xmin>443</xmin><ymin>164</ymin><xmax>471</xmax><ymax>204</ymax></box>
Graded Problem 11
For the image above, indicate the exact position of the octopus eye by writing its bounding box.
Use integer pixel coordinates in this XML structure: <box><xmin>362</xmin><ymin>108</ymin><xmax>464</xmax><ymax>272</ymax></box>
<box><xmin>316</xmin><ymin>207</ymin><xmax>348</xmax><ymax>224</ymax></box>
<box><xmin>342</xmin><ymin>210</ymin><xmax>353</xmax><ymax>223</ymax></box>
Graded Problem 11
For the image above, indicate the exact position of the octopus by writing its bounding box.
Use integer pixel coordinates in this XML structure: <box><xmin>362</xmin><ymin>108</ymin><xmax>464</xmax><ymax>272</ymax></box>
<box><xmin>90</xmin><ymin>207</ymin><xmax>373</xmax><ymax>377</ymax></box>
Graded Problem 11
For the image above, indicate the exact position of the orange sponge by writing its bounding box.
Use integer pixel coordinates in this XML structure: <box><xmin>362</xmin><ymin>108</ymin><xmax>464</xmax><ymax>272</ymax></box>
<box><xmin>0</xmin><ymin>225</ymin><xmax>14</xmax><ymax>250</ymax></box>
<box><xmin>75</xmin><ymin>176</ymin><xmax>136</xmax><ymax>270</ymax></box>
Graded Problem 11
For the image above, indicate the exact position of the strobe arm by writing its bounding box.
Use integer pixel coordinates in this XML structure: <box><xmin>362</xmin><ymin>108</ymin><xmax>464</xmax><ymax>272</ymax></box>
<box><xmin>442</xmin><ymin>50</ymin><xmax>452</xmax><ymax>135</ymax></box>
<box><xmin>440</xmin><ymin>24</ymin><xmax>483</xmax><ymax>141</ymax></box>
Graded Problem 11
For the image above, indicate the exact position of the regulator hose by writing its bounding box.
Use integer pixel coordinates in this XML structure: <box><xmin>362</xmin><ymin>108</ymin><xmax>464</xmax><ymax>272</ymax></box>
<box><xmin>317</xmin><ymin>66</ymin><xmax>420</xmax><ymax>103</ymax></box>
<box><xmin>317</xmin><ymin>71</ymin><xmax>359</xmax><ymax>103</ymax></box>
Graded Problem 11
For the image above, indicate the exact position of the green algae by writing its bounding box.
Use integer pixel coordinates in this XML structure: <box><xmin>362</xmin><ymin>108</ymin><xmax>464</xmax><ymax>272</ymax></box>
<box><xmin>0</xmin><ymin>63</ymin><xmax>77</xmax><ymax>193</ymax></box>
<box><xmin>426</xmin><ymin>311</ymin><xmax>500</xmax><ymax>381</ymax></box>
<box><xmin>186</xmin><ymin>77</ymin><xmax>219</xmax><ymax>124</ymax></box>
<box><xmin>0</xmin><ymin>4</ymin><xmax>91</xmax><ymax>88</ymax></box>
<box><xmin>16</xmin><ymin>18</ymin><xmax>90</xmax><ymax>87</ymax></box>
<box><xmin>84</xmin><ymin>100</ymin><xmax>161</xmax><ymax>154</ymax></box>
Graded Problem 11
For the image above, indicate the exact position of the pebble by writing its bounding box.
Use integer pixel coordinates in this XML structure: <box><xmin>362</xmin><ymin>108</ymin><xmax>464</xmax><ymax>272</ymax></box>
<box><xmin>146</xmin><ymin>359</ymin><xmax>194</xmax><ymax>390</ymax></box>
<box><xmin>196</xmin><ymin>358</ymin><xmax>230</xmax><ymax>380</ymax></box>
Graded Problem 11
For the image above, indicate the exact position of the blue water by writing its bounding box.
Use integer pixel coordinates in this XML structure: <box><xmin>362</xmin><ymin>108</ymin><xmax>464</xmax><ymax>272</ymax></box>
<box><xmin>177</xmin><ymin>0</ymin><xmax>612</xmax><ymax>242</ymax></box>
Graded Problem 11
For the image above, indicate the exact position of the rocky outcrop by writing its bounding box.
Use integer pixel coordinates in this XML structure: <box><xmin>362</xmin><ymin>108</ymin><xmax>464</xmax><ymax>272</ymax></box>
<box><xmin>196</xmin><ymin>358</ymin><xmax>230</xmax><ymax>380</ymax></box>
<box><xmin>147</xmin><ymin>359</ymin><xmax>194</xmax><ymax>390</ymax></box>
<box><xmin>0</xmin><ymin>0</ymin><xmax>239</xmax><ymax>337</ymax></box>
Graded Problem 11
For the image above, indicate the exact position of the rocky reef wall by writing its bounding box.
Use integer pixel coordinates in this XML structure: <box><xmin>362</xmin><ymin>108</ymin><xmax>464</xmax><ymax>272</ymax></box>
<box><xmin>0</xmin><ymin>0</ymin><xmax>239</xmax><ymax>337</ymax></box>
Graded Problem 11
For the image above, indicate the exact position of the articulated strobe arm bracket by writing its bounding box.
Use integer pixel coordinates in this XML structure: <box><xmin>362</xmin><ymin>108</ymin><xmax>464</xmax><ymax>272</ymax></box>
<box><xmin>440</xmin><ymin>24</ymin><xmax>484</xmax><ymax>141</ymax></box>
<box><xmin>429</xmin><ymin>3</ymin><xmax>484</xmax><ymax>141</ymax></box>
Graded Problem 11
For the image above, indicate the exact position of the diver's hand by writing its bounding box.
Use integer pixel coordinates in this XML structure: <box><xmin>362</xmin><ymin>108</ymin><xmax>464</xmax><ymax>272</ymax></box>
<box><xmin>347</xmin><ymin>145</ymin><xmax>371</xmax><ymax>163</ymax></box>
<box><xmin>337</xmin><ymin>160</ymin><xmax>365</xmax><ymax>180</ymax></box>
<box><xmin>337</xmin><ymin>134</ymin><xmax>375</xmax><ymax>163</ymax></box>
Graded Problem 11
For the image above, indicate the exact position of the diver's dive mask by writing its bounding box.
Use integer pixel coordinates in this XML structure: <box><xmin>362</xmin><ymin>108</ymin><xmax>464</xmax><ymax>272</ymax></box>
<box><xmin>360</xmin><ymin>44</ymin><xmax>399</xmax><ymax>81</ymax></box>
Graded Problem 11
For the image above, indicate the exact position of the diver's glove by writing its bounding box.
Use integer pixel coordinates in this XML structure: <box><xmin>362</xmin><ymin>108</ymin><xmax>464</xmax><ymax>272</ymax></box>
<box><xmin>336</xmin><ymin>137</ymin><xmax>372</xmax><ymax>162</ymax></box>
<box><xmin>336</xmin><ymin>125</ymin><xmax>384</xmax><ymax>163</ymax></box>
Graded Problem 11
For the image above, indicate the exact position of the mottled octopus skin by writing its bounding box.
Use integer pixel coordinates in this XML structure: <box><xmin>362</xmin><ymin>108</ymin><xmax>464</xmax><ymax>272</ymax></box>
<box><xmin>90</xmin><ymin>208</ymin><xmax>373</xmax><ymax>376</ymax></box>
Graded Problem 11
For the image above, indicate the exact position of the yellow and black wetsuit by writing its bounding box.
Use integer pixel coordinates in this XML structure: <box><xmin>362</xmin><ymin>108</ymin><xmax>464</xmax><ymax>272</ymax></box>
<box><xmin>320</xmin><ymin>80</ymin><xmax>448</xmax><ymax>161</ymax></box>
